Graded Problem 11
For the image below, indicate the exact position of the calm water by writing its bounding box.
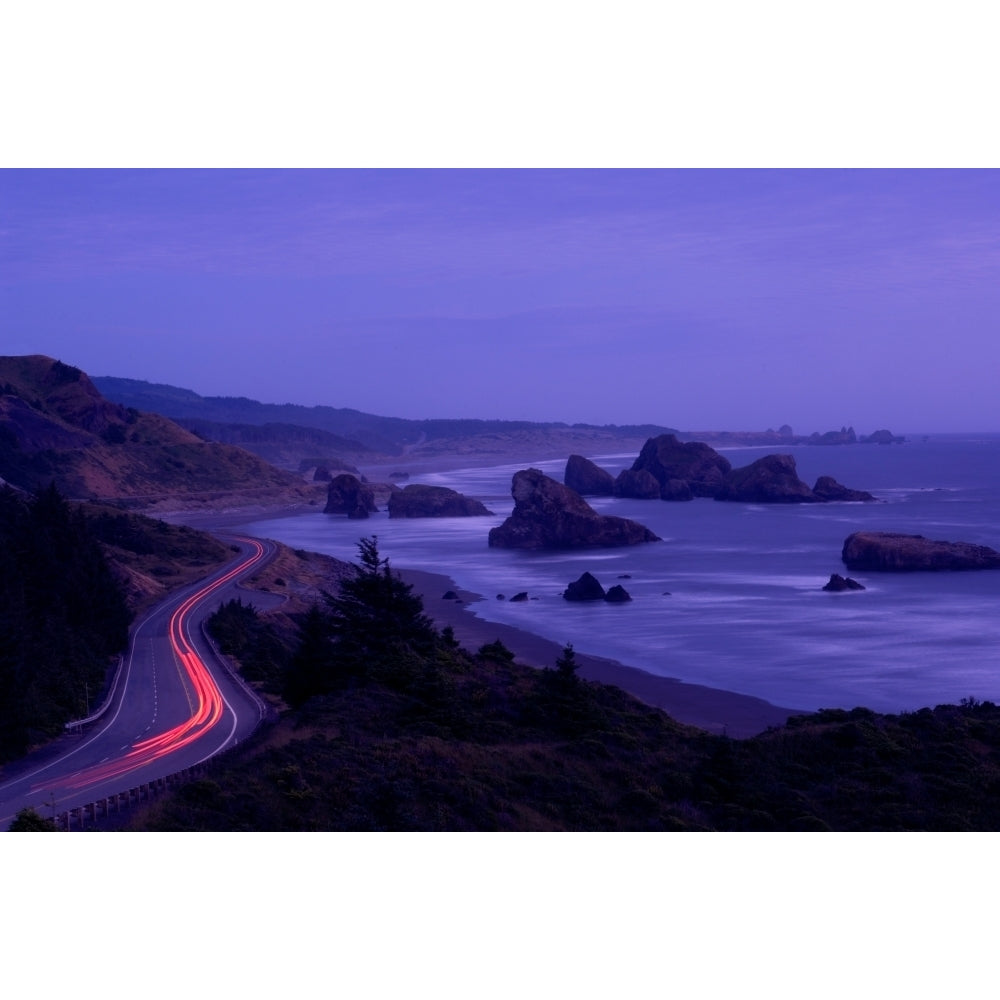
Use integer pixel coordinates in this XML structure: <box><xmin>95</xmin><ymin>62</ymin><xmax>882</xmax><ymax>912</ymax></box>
<box><xmin>246</xmin><ymin>435</ymin><xmax>1000</xmax><ymax>714</ymax></box>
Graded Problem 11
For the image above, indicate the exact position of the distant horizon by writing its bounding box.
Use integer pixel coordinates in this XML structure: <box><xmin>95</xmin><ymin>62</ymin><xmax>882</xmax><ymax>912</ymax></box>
<box><xmin>86</xmin><ymin>366</ymin><xmax>995</xmax><ymax>440</ymax></box>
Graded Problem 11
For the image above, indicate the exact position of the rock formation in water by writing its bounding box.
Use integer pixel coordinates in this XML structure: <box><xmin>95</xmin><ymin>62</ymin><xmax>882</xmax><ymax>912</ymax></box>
<box><xmin>488</xmin><ymin>468</ymin><xmax>661</xmax><ymax>550</ymax></box>
<box><xmin>563</xmin><ymin>572</ymin><xmax>633</xmax><ymax>602</ymax></box>
<box><xmin>812</xmin><ymin>476</ymin><xmax>878</xmax><ymax>503</ymax></box>
<box><xmin>563</xmin><ymin>572</ymin><xmax>606</xmax><ymax>601</ymax></box>
<box><xmin>715</xmin><ymin>454</ymin><xmax>819</xmax><ymax>503</ymax></box>
<box><xmin>564</xmin><ymin>455</ymin><xmax>615</xmax><ymax>496</ymax></box>
<box><xmin>842</xmin><ymin>532</ymin><xmax>1000</xmax><ymax>571</ymax></box>
<box><xmin>604</xmin><ymin>583</ymin><xmax>633</xmax><ymax>603</ymax></box>
<box><xmin>861</xmin><ymin>429</ymin><xmax>905</xmax><ymax>445</ymax></box>
<box><xmin>822</xmin><ymin>573</ymin><xmax>866</xmax><ymax>592</ymax></box>
<box><xmin>808</xmin><ymin>427</ymin><xmax>858</xmax><ymax>446</ymax></box>
<box><xmin>624</xmin><ymin>434</ymin><xmax>732</xmax><ymax>499</ymax></box>
<box><xmin>577</xmin><ymin>435</ymin><xmax>878</xmax><ymax>506</ymax></box>
<box><xmin>387</xmin><ymin>484</ymin><xmax>493</xmax><ymax>518</ymax></box>
<box><xmin>325</xmin><ymin>473</ymin><xmax>377</xmax><ymax>518</ymax></box>
<box><xmin>613</xmin><ymin>467</ymin><xmax>663</xmax><ymax>500</ymax></box>
<box><xmin>712</xmin><ymin>456</ymin><xmax>878</xmax><ymax>504</ymax></box>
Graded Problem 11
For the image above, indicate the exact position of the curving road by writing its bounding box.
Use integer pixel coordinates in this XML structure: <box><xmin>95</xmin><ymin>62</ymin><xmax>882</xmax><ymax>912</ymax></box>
<box><xmin>0</xmin><ymin>535</ymin><xmax>276</xmax><ymax>829</ymax></box>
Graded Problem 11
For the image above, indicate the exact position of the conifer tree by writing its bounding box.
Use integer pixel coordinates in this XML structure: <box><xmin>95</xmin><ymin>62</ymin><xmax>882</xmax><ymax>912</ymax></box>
<box><xmin>555</xmin><ymin>643</ymin><xmax>580</xmax><ymax>682</ymax></box>
<box><xmin>284</xmin><ymin>604</ymin><xmax>335</xmax><ymax>706</ymax></box>
<box><xmin>324</xmin><ymin>535</ymin><xmax>436</xmax><ymax>678</ymax></box>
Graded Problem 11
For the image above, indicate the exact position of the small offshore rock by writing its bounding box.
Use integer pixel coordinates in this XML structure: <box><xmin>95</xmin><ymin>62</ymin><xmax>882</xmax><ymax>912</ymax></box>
<box><xmin>822</xmin><ymin>573</ymin><xmax>866</xmax><ymax>592</ymax></box>
<box><xmin>604</xmin><ymin>584</ymin><xmax>632</xmax><ymax>603</ymax></box>
<box><xmin>509</xmin><ymin>592</ymin><xmax>529</xmax><ymax>602</ymax></box>
<box><xmin>563</xmin><ymin>572</ymin><xmax>606</xmax><ymax>601</ymax></box>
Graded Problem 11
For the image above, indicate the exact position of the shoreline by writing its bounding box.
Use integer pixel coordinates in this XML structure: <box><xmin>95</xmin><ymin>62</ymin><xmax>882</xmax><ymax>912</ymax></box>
<box><xmin>168</xmin><ymin>501</ymin><xmax>805</xmax><ymax>739</ymax></box>
<box><xmin>399</xmin><ymin>567</ymin><xmax>803</xmax><ymax>739</ymax></box>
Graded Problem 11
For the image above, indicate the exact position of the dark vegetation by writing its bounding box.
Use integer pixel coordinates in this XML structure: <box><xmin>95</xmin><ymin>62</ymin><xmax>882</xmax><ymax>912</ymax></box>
<box><xmin>0</xmin><ymin>485</ymin><xmax>133</xmax><ymax>761</ymax></box>
<box><xmin>0</xmin><ymin>483</ymin><xmax>233</xmax><ymax>766</ymax></box>
<box><xmin>9</xmin><ymin>807</ymin><xmax>58</xmax><ymax>831</ymax></box>
<box><xmin>208</xmin><ymin>598</ymin><xmax>295</xmax><ymax>691</ymax></box>
<box><xmin>126</xmin><ymin>537</ymin><xmax>1000</xmax><ymax>831</ymax></box>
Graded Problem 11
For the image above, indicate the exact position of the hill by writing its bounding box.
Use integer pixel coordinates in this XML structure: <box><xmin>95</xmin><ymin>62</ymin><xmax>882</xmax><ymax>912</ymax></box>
<box><xmin>0</xmin><ymin>356</ymin><xmax>320</xmax><ymax>509</ymax></box>
<box><xmin>93</xmin><ymin>375</ymin><xmax>677</xmax><ymax>471</ymax></box>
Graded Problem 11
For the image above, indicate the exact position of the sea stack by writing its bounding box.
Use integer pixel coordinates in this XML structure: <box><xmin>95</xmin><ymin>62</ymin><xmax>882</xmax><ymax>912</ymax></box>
<box><xmin>488</xmin><ymin>469</ymin><xmax>660</xmax><ymax>550</ymax></box>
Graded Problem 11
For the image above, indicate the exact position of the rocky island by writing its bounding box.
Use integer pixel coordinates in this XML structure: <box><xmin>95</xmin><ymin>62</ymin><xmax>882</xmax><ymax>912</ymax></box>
<box><xmin>713</xmin><ymin>455</ymin><xmax>877</xmax><ymax>504</ymax></box>
<box><xmin>388</xmin><ymin>484</ymin><xmax>493</xmax><ymax>518</ymax></box>
<box><xmin>842</xmin><ymin>532</ymin><xmax>1000</xmax><ymax>571</ymax></box>
<box><xmin>601</xmin><ymin>434</ymin><xmax>877</xmax><ymax>504</ymax></box>
<box><xmin>714</xmin><ymin>453</ymin><xmax>820</xmax><ymax>503</ymax></box>
<box><xmin>616</xmin><ymin>434</ymin><xmax>731</xmax><ymax>499</ymax></box>
<box><xmin>324</xmin><ymin>473</ymin><xmax>378</xmax><ymax>518</ymax></box>
<box><xmin>488</xmin><ymin>468</ymin><xmax>660</xmax><ymax>550</ymax></box>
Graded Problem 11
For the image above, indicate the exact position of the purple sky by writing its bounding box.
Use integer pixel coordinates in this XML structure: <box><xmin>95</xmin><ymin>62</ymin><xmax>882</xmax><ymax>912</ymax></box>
<box><xmin>2</xmin><ymin>168</ymin><xmax>999</xmax><ymax>433</ymax></box>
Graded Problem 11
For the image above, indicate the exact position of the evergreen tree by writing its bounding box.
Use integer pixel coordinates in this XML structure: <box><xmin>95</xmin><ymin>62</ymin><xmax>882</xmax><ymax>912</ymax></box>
<box><xmin>324</xmin><ymin>536</ymin><xmax>436</xmax><ymax>678</ymax></box>
<box><xmin>283</xmin><ymin>604</ymin><xmax>335</xmax><ymax>706</ymax></box>
<box><xmin>555</xmin><ymin>643</ymin><xmax>580</xmax><ymax>683</ymax></box>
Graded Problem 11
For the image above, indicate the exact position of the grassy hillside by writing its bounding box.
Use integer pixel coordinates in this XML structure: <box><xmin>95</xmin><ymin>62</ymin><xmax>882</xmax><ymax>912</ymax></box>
<box><xmin>1</xmin><ymin>356</ymin><xmax>317</xmax><ymax>506</ymax></box>
<box><xmin>79</xmin><ymin>502</ymin><xmax>235</xmax><ymax>613</ymax></box>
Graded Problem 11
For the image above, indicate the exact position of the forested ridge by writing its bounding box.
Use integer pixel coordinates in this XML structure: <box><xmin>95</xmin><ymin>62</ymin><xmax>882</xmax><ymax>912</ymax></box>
<box><xmin>0</xmin><ymin>485</ymin><xmax>133</xmax><ymax>761</ymax></box>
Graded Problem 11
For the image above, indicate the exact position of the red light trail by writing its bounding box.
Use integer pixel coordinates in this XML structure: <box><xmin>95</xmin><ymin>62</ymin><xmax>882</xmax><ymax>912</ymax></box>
<box><xmin>38</xmin><ymin>537</ymin><xmax>268</xmax><ymax>795</ymax></box>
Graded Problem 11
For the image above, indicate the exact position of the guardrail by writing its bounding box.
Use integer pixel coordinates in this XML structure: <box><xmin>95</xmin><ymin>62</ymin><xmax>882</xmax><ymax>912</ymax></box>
<box><xmin>64</xmin><ymin>654</ymin><xmax>124</xmax><ymax>732</ymax></box>
<box><xmin>53</xmin><ymin>765</ymin><xmax>209</xmax><ymax>830</ymax></box>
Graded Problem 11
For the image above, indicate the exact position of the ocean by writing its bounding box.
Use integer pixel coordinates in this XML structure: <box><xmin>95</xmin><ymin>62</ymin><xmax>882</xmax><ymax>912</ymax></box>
<box><xmin>245</xmin><ymin>434</ymin><xmax>1000</xmax><ymax>715</ymax></box>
